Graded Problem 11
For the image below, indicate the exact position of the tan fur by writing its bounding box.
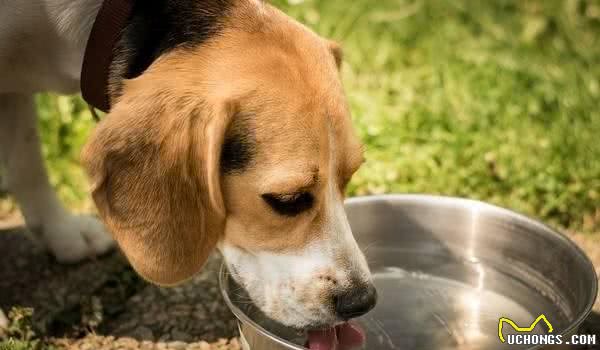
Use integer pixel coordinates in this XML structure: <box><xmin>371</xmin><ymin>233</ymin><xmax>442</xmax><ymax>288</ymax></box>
<box><xmin>81</xmin><ymin>68</ymin><xmax>236</xmax><ymax>285</ymax></box>
<box><xmin>82</xmin><ymin>1</ymin><xmax>364</xmax><ymax>285</ymax></box>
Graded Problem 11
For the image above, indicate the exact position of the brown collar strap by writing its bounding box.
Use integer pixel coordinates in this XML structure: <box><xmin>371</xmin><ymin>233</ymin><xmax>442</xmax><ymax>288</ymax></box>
<box><xmin>81</xmin><ymin>0</ymin><xmax>135</xmax><ymax>113</ymax></box>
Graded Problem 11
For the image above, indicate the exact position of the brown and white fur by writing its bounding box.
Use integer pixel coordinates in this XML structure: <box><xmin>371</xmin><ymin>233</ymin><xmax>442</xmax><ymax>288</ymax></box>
<box><xmin>0</xmin><ymin>0</ymin><xmax>376</xmax><ymax>329</ymax></box>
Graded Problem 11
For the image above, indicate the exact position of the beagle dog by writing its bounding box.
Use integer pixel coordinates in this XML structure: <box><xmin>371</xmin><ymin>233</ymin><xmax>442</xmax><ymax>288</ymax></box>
<box><xmin>0</xmin><ymin>0</ymin><xmax>376</xmax><ymax>338</ymax></box>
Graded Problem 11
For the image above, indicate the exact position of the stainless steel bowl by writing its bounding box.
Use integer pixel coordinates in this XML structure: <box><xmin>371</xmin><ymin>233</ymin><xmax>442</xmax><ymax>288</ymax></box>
<box><xmin>220</xmin><ymin>195</ymin><xmax>597</xmax><ymax>350</ymax></box>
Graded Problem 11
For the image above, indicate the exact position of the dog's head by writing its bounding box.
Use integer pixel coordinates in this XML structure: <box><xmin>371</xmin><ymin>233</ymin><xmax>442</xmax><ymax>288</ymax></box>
<box><xmin>82</xmin><ymin>0</ymin><xmax>375</xmax><ymax>329</ymax></box>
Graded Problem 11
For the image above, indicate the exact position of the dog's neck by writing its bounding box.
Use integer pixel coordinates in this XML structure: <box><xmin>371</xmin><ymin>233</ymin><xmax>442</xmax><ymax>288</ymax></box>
<box><xmin>1</xmin><ymin>0</ymin><xmax>240</xmax><ymax>97</ymax></box>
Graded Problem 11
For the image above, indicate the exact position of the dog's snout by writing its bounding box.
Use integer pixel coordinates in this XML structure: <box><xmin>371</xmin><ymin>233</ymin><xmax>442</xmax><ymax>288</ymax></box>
<box><xmin>334</xmin><ymin>283</ymin><xmax>377</xmax><ymax>320</ymax></box>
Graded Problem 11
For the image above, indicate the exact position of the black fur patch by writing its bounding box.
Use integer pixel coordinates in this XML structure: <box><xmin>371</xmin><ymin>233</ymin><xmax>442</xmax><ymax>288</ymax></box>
<box><xmin>220</xmin><ymin>114</ymin><xmax>255</xmax><ymax>175</ymax></box>
<box><xmin>109</xmin><ymin>0</ymin><xmax>236</xmax><ymax>98</ymax></box>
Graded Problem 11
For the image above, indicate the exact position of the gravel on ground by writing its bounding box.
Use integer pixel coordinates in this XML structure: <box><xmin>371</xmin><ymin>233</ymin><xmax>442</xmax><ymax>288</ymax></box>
<box><xmin>1</xmin><ymin>223</ymin><xmax>599</xmax><ymax>350</ymax></box>
<box><xmin>0</xmin><ymin>225</ymin><xmax>239</xmax><ymax>349</ymax></box>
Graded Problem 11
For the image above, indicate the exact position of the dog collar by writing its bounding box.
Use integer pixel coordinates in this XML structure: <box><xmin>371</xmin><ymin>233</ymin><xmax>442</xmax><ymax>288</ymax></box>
<box><xmin>81</xmin><ymin>0</ymin><xmax>135</xmax><ymax>113</ymax></box>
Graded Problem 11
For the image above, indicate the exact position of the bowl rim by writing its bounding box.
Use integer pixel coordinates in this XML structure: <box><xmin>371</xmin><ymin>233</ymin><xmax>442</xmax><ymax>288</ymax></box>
<box><xmin>219</xmin><ymin>194</ymin><xmax>598</xmax><ymax>350</ymax></box>
<box><xmin>219</xmin><ymin>264</ymin><xmax>308</xmax><ymax>350</ymax></box>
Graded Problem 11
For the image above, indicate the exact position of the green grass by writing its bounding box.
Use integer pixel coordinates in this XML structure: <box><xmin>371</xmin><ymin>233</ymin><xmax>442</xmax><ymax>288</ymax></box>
<box><xmin>32</xmin><ymin>0</ymin><xmax>600</xmax><ymax>232</ymax></box>
<box><xmin>37</xmin><ymin>95</ymin><xmax>97</xmax><ymax>212</ymax></box>
<box><xmin>0</xmin><ymin>308</ymin><xmax>58</xmax><ymax>350</ymax></box>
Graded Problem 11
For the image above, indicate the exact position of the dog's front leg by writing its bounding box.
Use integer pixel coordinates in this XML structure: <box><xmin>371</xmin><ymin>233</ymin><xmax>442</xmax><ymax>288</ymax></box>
<box><xmin>0</xmin><ymin>93</ymin><xmax>113</xmax><ymax>262</ymax></box>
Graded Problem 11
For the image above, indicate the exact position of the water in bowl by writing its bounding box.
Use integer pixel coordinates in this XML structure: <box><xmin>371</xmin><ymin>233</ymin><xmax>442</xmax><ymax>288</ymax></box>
<box><xmin>360</xmin><ymin>269</ymin><xmax>544</xmax><ymax>349</ymax></box>
<box><xmin>233</xmin><ymin>249</ymin><xmax>569</xmax><ymax>350</ymax></box>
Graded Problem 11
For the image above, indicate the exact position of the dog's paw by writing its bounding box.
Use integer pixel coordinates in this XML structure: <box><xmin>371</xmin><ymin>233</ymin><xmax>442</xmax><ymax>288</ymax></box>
<box><xmin>41</xmin><ymin>214</ymin><xmax>114</xmax><ymax>263</ymax></box>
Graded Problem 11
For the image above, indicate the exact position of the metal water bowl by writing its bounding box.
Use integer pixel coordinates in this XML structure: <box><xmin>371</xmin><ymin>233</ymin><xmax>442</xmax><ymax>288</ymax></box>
<box><xmin>220</xmin><ymin>195</ymin><xmax>597</xmax><ymax>350</ymax></box>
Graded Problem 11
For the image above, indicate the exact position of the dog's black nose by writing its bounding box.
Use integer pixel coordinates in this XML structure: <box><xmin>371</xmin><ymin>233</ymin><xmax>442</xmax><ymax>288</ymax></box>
<box><xmin>335</xmin><ymin>283</ymin><xmax>378</xmax><ymax>320</ymax></box>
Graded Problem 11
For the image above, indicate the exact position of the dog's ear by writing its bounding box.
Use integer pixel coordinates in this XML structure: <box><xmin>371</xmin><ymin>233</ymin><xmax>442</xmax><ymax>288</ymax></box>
<box><xmin>82</xmin><ymin>76</ymin><xmax>233</xmax><ymax>286</ymax></box>
<box><xmin>328</xmin><ymin>41</ymin><xmax>343</xmax><ymax>69</ymax></box>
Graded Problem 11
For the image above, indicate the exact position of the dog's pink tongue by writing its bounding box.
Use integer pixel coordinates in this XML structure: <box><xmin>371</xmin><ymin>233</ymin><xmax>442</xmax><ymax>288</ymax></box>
<box><xmin>306</xmin><ymin>322</ymin><xmax>365</xmax><ymax>350</ymax></box>
<box><xmin>307</xmin><ymin>327</ymin><xmax>337</xmax><ymax>350</ymax></box>
<box><xmin>336</xmin><ymin>322</ymin><xmax>366</xmax><ymax>347</ymax></box>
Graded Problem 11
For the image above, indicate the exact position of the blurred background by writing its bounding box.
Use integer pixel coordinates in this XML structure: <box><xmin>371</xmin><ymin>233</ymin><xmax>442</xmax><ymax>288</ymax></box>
<box><xmin>2</xmin><ymin>0</ymin><xmax>598</xmax><ymax>233</ymax></box>
<box><xmin>0</xmin><ymin>0</ymin><xmax>599</xmax><ymax>348</ymax></box>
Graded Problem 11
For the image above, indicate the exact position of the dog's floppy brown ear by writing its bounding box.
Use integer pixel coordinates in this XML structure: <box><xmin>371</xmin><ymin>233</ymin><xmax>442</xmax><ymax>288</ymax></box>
<box><xmin>82</xmin><ymin>78</ymin><xmax>233</xmax><ymax>286</ymax></box>
<box><xmin>328</xmin><ymin>41</ymin><xmax>343</xmax><ymax>69</ymax></box>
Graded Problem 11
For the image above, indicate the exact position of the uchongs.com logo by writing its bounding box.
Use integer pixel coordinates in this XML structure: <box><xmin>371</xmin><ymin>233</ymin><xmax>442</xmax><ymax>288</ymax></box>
<box><xmin>498</xmin><ymin>314</ymin><xmax>597</xmax><ymax>346</ymax></box>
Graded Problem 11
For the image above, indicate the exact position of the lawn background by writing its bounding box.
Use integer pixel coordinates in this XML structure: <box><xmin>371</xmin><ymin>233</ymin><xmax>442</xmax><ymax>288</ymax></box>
<box><xmin>5</xmin><ymin>0</ymin><xmax>599</xmax><ymax>233</ymax></box>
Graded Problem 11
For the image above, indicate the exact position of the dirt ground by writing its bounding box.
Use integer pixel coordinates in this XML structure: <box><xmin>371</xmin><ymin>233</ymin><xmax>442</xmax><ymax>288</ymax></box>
<box><xmin>1</xmin><ymin>216</ymin><xmax>600</xmax><ymax>350</ymax></box>
<box><xmin>0</xmin><ymin>216</ymin><xmax>239</xmax><ymax>349</ymax></box>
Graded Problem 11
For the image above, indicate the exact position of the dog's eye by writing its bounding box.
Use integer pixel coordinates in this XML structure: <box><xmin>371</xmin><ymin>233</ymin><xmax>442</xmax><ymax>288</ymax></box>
<box><xmin>261</xmin><ymin>192</ymin><xmax>314</xmax><ymax>216</ymax></box>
